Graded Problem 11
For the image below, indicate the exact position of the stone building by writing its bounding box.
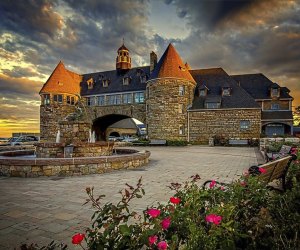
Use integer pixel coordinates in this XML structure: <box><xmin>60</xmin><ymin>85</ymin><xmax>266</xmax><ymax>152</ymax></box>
<box><xmin>39</xmin><ymin>43</ymin><xmax>294</xmax><ymax>143</ymax></box>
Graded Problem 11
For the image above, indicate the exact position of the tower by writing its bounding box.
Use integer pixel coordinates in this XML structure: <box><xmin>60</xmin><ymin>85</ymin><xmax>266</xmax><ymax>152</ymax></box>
<box><xmin>146</xmin><ymin>44</ymin><xmax>196</xmax><ymax>141</ymax></box>
<box><xmin>116</xmin><ymin>42</ymin><xmax>131</xmax><ymax>71</ymax></box>
<box><xmin>39</xmin><ymin>61</ymin><xmax>82</xmax><ymax>141</ymax></box>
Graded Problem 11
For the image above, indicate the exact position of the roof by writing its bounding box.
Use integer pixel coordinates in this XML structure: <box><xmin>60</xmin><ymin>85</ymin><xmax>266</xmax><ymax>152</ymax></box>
<box><xmin>262</xmin><ymin>111</ymin><xmax>293</xmax><ymax>120</ymax></box>
<box><xmin>40</xmin><ymin>61</ymin><xmax>81</xmax><ymax>95</ymax></box>
<box><xmin>81</xmin><ymin>66</ymin><xmax>150</xmax><ymax>95</ymax></box>
<box><xmin>118</xmin><ymin>44</ymin><xmax>129</xmax><ymax>51</ymax></box>
<box><xmin>108</xmin><ymin>118</ymin><xmax>137</xmax><ymax>129</ymax></box>
<box><xmin>150</xmin><ymin>44</ymin><xmax>195</xmax><ymax>83</ymax></box>
<box><xmin>189</xmin><ymin>68</ymin><xmax>260</xmax><ymax>109</ymax></box>
<box><xmin>231</xmin><ymin>74</ymin><xmax>293</xmax><ymax>99</ymax></box>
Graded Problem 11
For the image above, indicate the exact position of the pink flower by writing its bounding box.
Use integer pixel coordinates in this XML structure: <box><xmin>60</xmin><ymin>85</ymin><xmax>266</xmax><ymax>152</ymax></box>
<box><xmin>72</xmin><ymin>233</ymin><xmax>85</xmax><ymax>245</ymax></box>
<box><xmin>205</xmin><ymin>214</ymin><xmax>222</xmax><ymax>225</ymax></box>
<box><xmin>209</xmin><ymin>180</ymin><xmax>216</xmax><ymax>189</ymax></box>
<box><xmin>147</xmin><ymin>208</ymin><xmax>161</xmax><ymax>218</ymax></box>
<box><xmin>220</xmin><ymin>186</ymin><xmax>225</xmax><ymax>191</ymax></box>
<box><xmin>161</xmin><ymin>217</ymin><xmax>171</xmax><ymax>230</ymax></box>
<box><xmin>240</xmin><ymin>181</ymin><xmax>247</xmax><ymax>187</ymax></box>
<box><xmin>157</xmin><ymin>241</ymin><xmax>168</xmax><ymax>250</ymax></box>
<box><xmin>148</xmin><ymin>235</ymin><xmax>158</xmax><ymax>246</ymax></box>
<box><xmin>243</xmin><ymin>170</ymin><xmax>249</xmax><ymax>177</ymax></box>
<box><xmin>170</xmin><ymin>196</ymin><xmax>181</xmax><ymax>204</ymax></box>
<box><xmin>259</xmin><ymin>167</ymin><xmax>267</xmax><ymax>174</ymax></box>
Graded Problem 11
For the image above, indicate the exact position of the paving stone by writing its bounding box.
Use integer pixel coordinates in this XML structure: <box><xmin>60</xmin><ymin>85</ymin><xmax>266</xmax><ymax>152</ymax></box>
<box><xmin>0</xmin><ymin>146</ymin><xmax>259</xmax><ymax>248</ymax></box>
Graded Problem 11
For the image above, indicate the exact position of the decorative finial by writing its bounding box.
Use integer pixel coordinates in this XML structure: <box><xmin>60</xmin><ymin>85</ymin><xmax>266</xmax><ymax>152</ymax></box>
<box><xmin>122</xmin><ymin>37</ymin><xmax>125</xmax><ymax>45</ymax></box>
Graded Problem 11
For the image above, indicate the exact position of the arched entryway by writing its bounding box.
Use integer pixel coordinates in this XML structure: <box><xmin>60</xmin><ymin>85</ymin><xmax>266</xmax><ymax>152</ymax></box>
<box><xmin>262</xmin><ymin>122</ymin><xmax>292</xmax><ymax>136</ymax></box>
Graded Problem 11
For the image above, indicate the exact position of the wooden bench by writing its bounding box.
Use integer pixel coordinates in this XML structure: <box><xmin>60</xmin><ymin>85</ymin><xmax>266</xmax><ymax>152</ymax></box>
<box><xmin>149</xmin><ymin>139</ymin><xmax>167</xmax><ymax>145</ymax></box>
<box><xmin>203</xmin><ymin>155</ymin><xmax>293</xmax><ymax>191</ymax></box>
<box><xmin>266</xmin><ymin>145</ymin><xmax>292</xmax><ymax>162</ymax></box>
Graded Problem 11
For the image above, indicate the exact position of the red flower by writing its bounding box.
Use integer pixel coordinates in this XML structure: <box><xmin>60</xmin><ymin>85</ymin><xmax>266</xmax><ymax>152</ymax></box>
<box><xmin>157</xmin><ymin>241</ymin><xmax>168</xmax><ymax>250</ymax></box>
<box><xmin>148</xmin><ymin>235</ymin><xmax>158</xmax><ymax>246</ymax></box>
<box><xmin>72</xmin><ymin>233</ymin><xmax>85</xmax><ymax>245</ymax></box>
<box><xmin>209</xmin><ymin>180</ymin><xmax>216</xmax><ymax>189</ymax></box>
<box><xmin>161</xmin><ymin>217</ymin><xmax>171</xmax><ymax>230</ymax></box>
<box><xmin>240</xmin><ymin>181</ymin><xmax>247</xmax><ymax>187</ymax></box>
<box><xmin>259</xmin><ymin>167</ymin><xmax>267</xmax><ymax>174</ymax></box>
<box><xmin>147</xmin><ymin>208</ymin><xmax>161</xmax><ymax>218</ymax></box>
<box><xmin>170</xmin><ymin>196</ymin><xmax>181</xmax><ymax>204</ymax></box>
<box><xmin>220</xmin><ymin>186</ymin><xmax>225</xmax><ymax>191</ymax></box>
<box><xmin>205</xmin><ymin>214</ymin><xmax>222</xmax><ymax>225</ymax></box>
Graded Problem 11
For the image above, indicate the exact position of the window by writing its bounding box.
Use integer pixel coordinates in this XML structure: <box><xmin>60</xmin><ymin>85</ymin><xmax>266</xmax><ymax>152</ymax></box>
<box><xmin>67</xmin><ymin>96</ymin><xmax>71</xmax><ymax>104</ymax></box>
<box><xmin>271</xmin><ymin>103</ymin><xmax>280</xmax><ymax>110</ymax></box>
<box><xmin>135</xmin><ymin>92</ymin><xmax>144</xmax><ymax>103</ymax></box>
<box><xmin>97</xmin><ymin>96</ymin><xmax>105</xmax><ymax>106</ymax></box>
<box><xmin>103</xmin><ymin>80</ymin><xmax>109</xmax><ymax>87</ymax></box>
<box><xmin>179</xmin><ymin>104</ymin><xmax>184</xmax><ymax>114</ymax></box>
<box><xmin>199</xmin><ymin>89</ymin><xmax>206</xmax><ymax>96</ymax></box>
<box><xmin>123</xmin><ymin>93</ymin><xmax>132</xmax><ymax>104</ymax></box>
<box><xmin>179</xmin><ymin>86</ymin><xmax>185</xmax><ymax>96</ymax></box>
<box><xmin>43</xmin><ymin>94</ymin><xmax>50</xmax><ymax>105</ymax></box>
<box><xmin>222</xmin><ymin>88</ymin><xmax>230</xmax><ymax>96</ymax></box>
<box><xmin>140</xmin><ymin>75</ymin><xmax>147</xmax><ymax>83</ymax></box>
<box><xmin>58</xmin><ymin>81</ymin><xmax>63</xmax><ymax>86</ymax></box>
<box><xmin>107</xmin><ymin>95</ymin><xmax>116</xmax><ymax>105</ymax></box>
<box><xmin>116</xmin><ymin>94</ymin><xmax>121</xmax><ymax>104</ymax></box>
<box><xmin>123</xmin><ymin>77</ymin><xmax>130</xmax><ymax>85</ymax></box>
<box><xmin>53</xmin><ymin>94</ymin><xmax>63</xmax><ymax>103</ymax></box>
<box><xmin>86</xmin><ymin>97</ymin><xmax>92</xmax><ymax>106</ymax></box>
<box><xmin>240</xmin><ymin>120</ymin><xmax>250</xmax><ymax>130</ymax></box>
<box><xmin>271</xmin><ymin>88</ymin><xmax>279</xmax><ymax>97</ymax></box>
<box><xmin>179</xmin><ymin>125</ymin><xmax>185</xmax><ymax>135</ymax></box>
<box><xmin>87</xmin><ymin>78</ymin><xmax>94</xmax><ymax>89</ymax></box>
<box><xmin>71</xmin><ymin>97</ymin><xmax>75</xmax><ymax>105</ymax></box>
<box><xmin>206</xmin><ymin>102</ymin><xmax>220</xmax><ymax>109</ymax></box>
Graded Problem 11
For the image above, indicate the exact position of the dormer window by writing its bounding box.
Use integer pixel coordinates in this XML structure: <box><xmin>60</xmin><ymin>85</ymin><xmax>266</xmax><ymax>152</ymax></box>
<box><xmin>98</xmin><ymin>74</ymin><xmax>104</xmax><ymax>81</ymax></box>
<box><xmin>271</xmin><ymin>87</ymin><xmax>280</xmax><ymax>98</ymax></box>
<box><xmin>136</xmin><ymin>68</ymin><xmax>143</xmax><ymax>76</ymax></box>
<box><xmin>87</xmin><ymin>78</ymin><xmax>94</xmax><ymax>89</ymax></box>
<box><xmin>103</xmin><ymin>79</ymin><xmax>110</xmax><ymax>87</ymax></box>
<box><xmin>123</xmin><ymin>77</ymin><xmax>131</xmax><ymax>85</ymax></box>
<box><xmin>222</xmin><ymin>87</ymin><xmax>231</xmax><ymax>96</ymax></box>
<box><xmin>199</xmin><ymin>89</ymin><xmax>207</xmax><ymax>97</ymax></box>
<box><xmin>140</xmin><ymin>75</ymin><xmax>147</xmax><ymax>83</ymax></box>
<box><xmin>58</xmin><ymin>81</ymin><xmax>63</xmax><ymax>86</ymax></box>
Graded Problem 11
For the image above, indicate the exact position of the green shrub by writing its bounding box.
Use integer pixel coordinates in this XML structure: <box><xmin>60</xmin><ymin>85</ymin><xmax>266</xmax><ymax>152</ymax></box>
<box><xmin>166</xmin><ymin>140</ymin><xmax>188</xmax><ymax>146</ymax></box>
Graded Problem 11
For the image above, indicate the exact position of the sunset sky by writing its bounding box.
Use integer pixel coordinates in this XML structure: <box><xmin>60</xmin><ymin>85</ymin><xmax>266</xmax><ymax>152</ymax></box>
<box><xmin>0</xmin><ymin>0</ymin><xmax>300</xmax><ymax>137</ymax></box>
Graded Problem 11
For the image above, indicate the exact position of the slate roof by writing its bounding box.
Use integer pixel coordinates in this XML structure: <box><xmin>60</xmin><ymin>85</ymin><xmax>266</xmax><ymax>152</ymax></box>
<box><xmin>80</xmin><ymin>66</ymin><xmax>150</xmax><ymax>96</ymax></box>
<box><xmin>231</xmin><ymin>74</ymin><xmax>293</xmax><ymax>99</ymax></box>
<box><xmin>150</xmin><ymin>44</ymin><xmax>195</xmax><ymax>83</ymax></box>
<box><xmin>40</xmin><ymin>61</ymin><xmax>81</xmax><ymax>95</ymax></box>
<box><xmin>262</xmin><ymin>111</ymin><xmax>293</xmax><ymax>120</ymax></box>
<box><xmin>189</xmin><ymin>68</ymin><xmax>260</xmax><ymax>109</ymax></box>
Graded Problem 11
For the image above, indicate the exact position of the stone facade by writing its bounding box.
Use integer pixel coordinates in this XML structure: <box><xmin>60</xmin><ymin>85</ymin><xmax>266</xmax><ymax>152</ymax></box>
<box><xmin>40</xmin><ymin>103</ymin><xmax>77</xmax><ymax>142</ymax></box>
<box><xmin>188</xmin><ymin>109</ymin><xmax>261</xmax><ymax>144</ymax></box>
<box><xmin>146</xmin><ymin>78</ymin><xmax>195</xmax><ymax>140</ymax></box>
<box><xmin>59</xmin><ymin>121</ymin><xmax>91</xmax><ymax>144</ymax></box>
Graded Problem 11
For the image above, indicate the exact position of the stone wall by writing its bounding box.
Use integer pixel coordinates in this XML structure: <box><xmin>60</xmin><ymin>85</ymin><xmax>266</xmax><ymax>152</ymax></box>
<box><xmin>35</xmin><ymin>142</ymin><xmax>114</xmax><ymax>158</ymax></box>
<box><xmin>59</xmin><ymin>121</ymin><xmax>91</xmax><ymax>144</ymax></box>
<box><xmin>86</xmin><ymin>103</ymin><xmax>146</xmax><ymax>123</ymax></box>
<box><xmin>259</xmin><ymin>137</ymin><xmax>300</xmax><ymax>151</ymax></box>
<box><xmin>0</xmin><ymin>150</ymin><xmax>150</xmax><ymax>177</ymax></box>
<box><xmin>146</xmin><ymin>78</ymin><xmax>195</xmax><ymax>140</ymax></box>
<box><xmin>189</xmin><ymin>109</ymin><xmax>261</xmax><ymax>144</ymax></box>
<box><xmin>40</xmin><ymin>104</ymin><xmax>76</xmax><ymax>142</ymax></box>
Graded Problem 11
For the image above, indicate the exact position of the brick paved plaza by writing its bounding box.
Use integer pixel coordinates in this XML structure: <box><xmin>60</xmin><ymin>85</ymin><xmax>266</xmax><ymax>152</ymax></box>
<box><xmin>0</xmin><ymin>146</ymin><xmax>260</xmax><ymax>249</ymax></box>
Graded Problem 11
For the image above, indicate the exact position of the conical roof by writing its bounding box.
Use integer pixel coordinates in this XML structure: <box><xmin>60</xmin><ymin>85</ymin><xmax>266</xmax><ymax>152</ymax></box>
<box><xmin>39</xmin><ymin>61</ymin><xmax>81</xmax><ymax>95</ymax></box>
<box><xmin>118</xmin><ymin>44</ymin><xmax>129</xmax><ymax>51</ymax></box>
<box><xmin>150</xmin><ymin>44</ymin><xmax>195</xmax><ymax>83</ymax></box>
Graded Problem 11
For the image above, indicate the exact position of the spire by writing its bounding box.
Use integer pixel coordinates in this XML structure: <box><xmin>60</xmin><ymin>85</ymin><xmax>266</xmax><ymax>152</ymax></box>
<box><xmin>39</xmin><ymin>61</ymin><xmax>81</xmax><ymax>95</ymax></box>
<box><xmin>150</xmin><ymin>44</ymin><xmax>195</xmax><ymax>83</ymax></box>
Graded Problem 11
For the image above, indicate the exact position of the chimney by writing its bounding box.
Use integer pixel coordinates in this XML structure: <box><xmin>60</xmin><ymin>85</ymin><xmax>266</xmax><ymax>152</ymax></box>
<box><xmin>150</xmin><ymin>51</ymin><xmax>157</xmax><ymax>73</ymax></box>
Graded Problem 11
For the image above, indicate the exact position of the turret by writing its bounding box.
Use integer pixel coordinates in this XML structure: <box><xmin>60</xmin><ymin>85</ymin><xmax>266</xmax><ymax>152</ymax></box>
<box><xmin>116</xmin><ymin>43</ymin><xmax>131</xmax><ymax>71</ymax></box>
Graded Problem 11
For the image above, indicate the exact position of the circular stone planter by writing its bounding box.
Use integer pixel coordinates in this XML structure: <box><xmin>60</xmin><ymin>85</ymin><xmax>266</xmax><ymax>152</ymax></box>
<box><xmin>0</xmin><ymin>149</ymin><xmax>150</xmax><ymax>177</ymax></box>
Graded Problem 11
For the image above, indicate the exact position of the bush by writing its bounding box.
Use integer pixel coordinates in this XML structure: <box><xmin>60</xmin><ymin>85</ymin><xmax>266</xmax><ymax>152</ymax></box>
<box><xmin>166</xmin><ymin>140</ymin><xmax>188</xmax><ymax>146</ymax></box>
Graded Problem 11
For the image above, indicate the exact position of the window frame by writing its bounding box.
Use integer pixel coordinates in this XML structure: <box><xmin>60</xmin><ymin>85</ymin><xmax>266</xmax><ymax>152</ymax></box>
<box><xmin>179</xmin><ymin>85</ymin><xmax>185</xmax><ymax>96</ymax></box>
<box><xmin>240</xmin><ymin>120</ymin><xmax>250</xmax><ymax>131</ymax></box>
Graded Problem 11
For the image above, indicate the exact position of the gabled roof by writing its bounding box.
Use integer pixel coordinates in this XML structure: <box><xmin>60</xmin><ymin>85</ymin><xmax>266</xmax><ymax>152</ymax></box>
<box><xmin>190</xmin><ymin>68</ymin><xmax>260</xmax><ymax>109</ymax></box>
<box><xmin>40</xmin><ymin>61</ymin><xmax>81</xmax><ymax>95</ymax></box>
<box><xmin>81</xmin><ymin>66</ymin><xmax>150</xmax><ymax>95</ymax></box>
<box><xmin>150</xmin><ymin>44</ymin><xmax>195</xmax><ymax>83</ymax></box>
<box><xmin>231</xmin><ymin>73</ymin><xmax>293</xmax><ymax>99</ymax></box>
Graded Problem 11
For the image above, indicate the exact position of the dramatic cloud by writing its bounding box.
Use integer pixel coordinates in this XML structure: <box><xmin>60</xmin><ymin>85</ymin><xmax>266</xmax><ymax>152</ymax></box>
<box><xmin>0</xmin><ymin>0</ymin><xmax>299</xmax><ymax>136</ymax></box>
